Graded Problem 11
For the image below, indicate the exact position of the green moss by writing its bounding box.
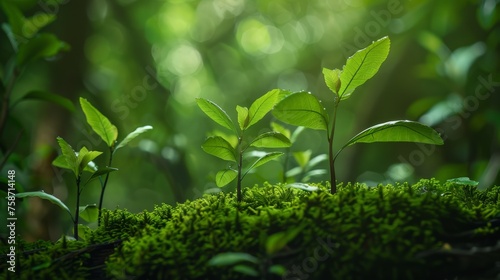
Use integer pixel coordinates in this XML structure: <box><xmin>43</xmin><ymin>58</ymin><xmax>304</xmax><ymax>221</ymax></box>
<box><xmin>0</xmin><ymin>238</ymin><xmax>90</xmax><ymax>280</ymax></box>
<box><xmin>2</xmin><ymin>179</ymin><xmax>499</xmax><ymax>279</ymax></box>
<box><xmin>104</xmin><ymin>179</ymin><xmax>499</xmax><ymax>279</ymax></box>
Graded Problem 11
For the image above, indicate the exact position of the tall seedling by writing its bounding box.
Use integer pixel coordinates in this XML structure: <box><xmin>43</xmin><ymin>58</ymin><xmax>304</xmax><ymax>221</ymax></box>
<box><xmin>78</xmin><ymin>98</ymin><xmax>152</xmax><ymax>226</ymax></box>
<box><xmin>273</xmin><ymin>36</ymin><xmax>444</xmax><ymax>194</ymax></box>
<box><xmin>197</xmin><ymin>89</ymin><xmax>291</xmax><ymax>202</ymax></box>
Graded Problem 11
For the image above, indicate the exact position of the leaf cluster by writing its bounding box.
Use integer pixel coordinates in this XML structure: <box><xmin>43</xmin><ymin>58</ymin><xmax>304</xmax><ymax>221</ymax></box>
<box><xmin>197</xmin><ymin>89</ymin><xmax>291</xmax><ymax>188</ymax></box>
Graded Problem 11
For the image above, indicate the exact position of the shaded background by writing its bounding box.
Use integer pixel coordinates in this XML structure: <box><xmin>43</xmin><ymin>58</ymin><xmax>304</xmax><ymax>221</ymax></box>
<box><xmin>1</xmin><ymin>0</ymin><xmax>499</xmax><ymax>241</ymax></box>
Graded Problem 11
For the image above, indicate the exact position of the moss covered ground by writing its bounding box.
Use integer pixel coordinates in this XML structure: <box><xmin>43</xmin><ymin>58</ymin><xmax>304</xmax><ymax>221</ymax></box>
<box><xmin>2</xmin><ymin>179</ymin><xmax>500</xmax><ymax>279</ymax></box>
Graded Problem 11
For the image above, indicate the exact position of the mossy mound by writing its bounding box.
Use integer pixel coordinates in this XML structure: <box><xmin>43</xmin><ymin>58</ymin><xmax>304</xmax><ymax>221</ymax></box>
<box><xmin>2</xmin><ymin>179</ymin><xmax>499</xmax><ymax>279</ymax></box>
<box><xmin>103</xmin><ymin>179</ymin><xmax>499</xmax><ymax>279</ymax></box>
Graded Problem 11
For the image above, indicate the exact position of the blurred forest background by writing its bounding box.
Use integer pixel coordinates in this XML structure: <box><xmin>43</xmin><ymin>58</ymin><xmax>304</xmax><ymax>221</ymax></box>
<box><xmin>1</xmin><ymin>0</ymin><xmax>499</xmax><ymax>241</ymax></box>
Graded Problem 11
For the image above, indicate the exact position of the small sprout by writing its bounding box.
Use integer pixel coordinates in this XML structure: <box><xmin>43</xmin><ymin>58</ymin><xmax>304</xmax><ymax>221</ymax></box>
<box><xmin>197</xmin><ymin>89</ymin><xmax>291</xmax><ymax>202</ymax></box>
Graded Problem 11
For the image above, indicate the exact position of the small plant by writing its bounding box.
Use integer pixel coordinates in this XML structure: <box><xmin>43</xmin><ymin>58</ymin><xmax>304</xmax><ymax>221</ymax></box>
<box><xmin>273</xmin><ymin>36</ymin><xmax>444</xmax><ymax>194</ymax></box>
<box><xmin>17</xmin><ymin>138</ymin><xmax>113</xmax><ymax>240</ymax></box>
<box><xmin>16</xmin><ymin>98</ymin><xmax>152</xmax><ymax>239</ymax></box>
<box><xmin>197</xmin><ymin>89</ymin><xmax>291</xmax><ymax>202</ymax></box>
<box><xmin>76</xmin><ymin>97</ymin><xmax>152</xmax><ymax>226</ymax></box>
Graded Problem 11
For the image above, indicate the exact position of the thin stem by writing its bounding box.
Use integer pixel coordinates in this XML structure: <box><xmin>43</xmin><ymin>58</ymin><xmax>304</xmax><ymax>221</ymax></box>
<box><xmin>97</xmin><ymin>146</ymin><xmax>114</xmax><ymax>227</ymax></box>
<box><xmin>328</xmin><ymin>99</ymin><xmax>340</xmax><ymax>194</ymax></box>
<box><xmin>236</xmin><ymin>135</ymin><xmax>244</xmax><ymax>202</ymax></box>
<box><xmin>74</xmin><ymin>175</ymin><xmax>81</xmax><ymax>240</ymax></box>
<box><xmin>328</xmin><ymin>138</ymin><xmax>336</xmax><ymax>194</ymax></box>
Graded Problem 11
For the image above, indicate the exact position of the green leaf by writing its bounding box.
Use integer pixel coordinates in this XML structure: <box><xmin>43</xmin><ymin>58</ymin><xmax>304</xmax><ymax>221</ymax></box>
<box><xmin>77</xmin><ymin>147</ymin><xmax>102</xmax><ymax>174</ymax></box>
<box><xmin>266</xmin><ymin>226</ymin><xmax>304</xmax><ymax>255</ymax></box>
<box><xmin>293</xmin><ymin>150</ymin><xmax>312</xmax><ymax>168</ymax></box>
<box><xmin>247</xmin><ymin>152</ymin><xmax>283</xmax><ymax>172</ymax></box>
<box><xmin>84</xmin><ymin>167</ymin><xmax>119</xmax><ymax>185</ymax></box>
<box><xmin>196</xmin><ymin>98</ymin><xmax>235</xmax><ymax>131</ymax></box>
<box><xmin>56</xmin><ymin>137</ymin><xmax>78</xmax><ymax>176</ymax></box>
<box><xmin>215</xmin><ymin>169</ymin><xmax>238</xmax><ymax>187</ymax></box>
<box><xmin>323</xmin><ymin>68</ymin><xmax>342</xmax><ymax>95</ymax></box>
<box><xmin>79</xmin><ymin>204</ymin><xmax>98</xmax><ymax>222</ymax></box>
<box><xmin>446</xmin><ymin>177</ymin><xmax>479</xmax><ymax>186</ymax></box>
<box><xmin>290</xmin><ymin>126</ymin><xmax>305</xmax><ymax>143</ymax></box>
<box><xmin>285</xmin><ymin>183</ymin><xmax>319</xmax><ymax>191</ymax></box>
<box><xmin>273</xmin><ymin>91</ymin><xmax>329</xmax><ymax>131</ymax></box>
<box><xmin>286</xmin><ymin>166</ymin><xmax>302</xmax><ymax>177</ymax></box>
<box><xmin>233</xmin><ymin>265</ymin><xmax>259</xmax><ymax>277</ymax></box>
<box><xmin>337</xmin><ymin>120</ymin><xmax>444</xmax><ymax>160</ymax></box>
<box><xmin>247</xmin><ymin>89</ymin><xmax>283</xmax><ymax>128</ymax></box>
<box><xmin>270</xmin><ymin>122</ymin><xmax>291</xmax><ymax>139</ymax></box>
<box><xmin>202</xmin><ymin>136</ymin><xmax>237</xmax><ymax>162</ymax></box>
<box><xmin>344</xmin><ymin>120</ymin><xmax>444</xmax><ymax>147</ymax></box>
<box><xmin>80</xmin><ymin>97</ymin><xmax>118</xmax><ymax>148</ymax></box>
<box><xmin>1</xmin><ymin>2</ymin><xmax>24</xmax><ymax>43</ymax></box>
<box><xmin>17</xmin><ymin>33</ymin><xmax>70</xmax><ymax>67</ymax></box>
<box><xmin>418</xmin><ymin>94</ymin><xmax>462</xmax><ymax>126</ymax></box>
<box><xmin>269</xmin><ymin>265</ymin><xmax>287</xmax><ymax>276</ymax></box>
<box><xmin>250</xmin><ymin>132</ymin><xmax>291</xmax><ymax>148</ymax></box>
<box><xmin>52</xmin><ymin>154</ymin><xmax>72</xmax><ymax>171</ymax></box>
<box><xmin>114</xmin><ymin>125</ymin><xmax>153</xmax><ymax>153</ymax></box>
<box><xmin>77</xmin><ymin>225</ymin><xmax>92</xmax><ymax>242</ymax></box>
<box><xmin>52</xmin><ymin>155</ymin><xmax>96</xmax><ymax>173</ymax></box>
<box><xmin>303</xmin><ymin>169</ymin><xmax>327</xmax><ymax>182</ymax></box>
<box><xmin>236</xmin><ymin>106</ymin><xmax>249</xmax><ymax>130</ymax></box>
<box><xmin>307</xmin><ymin>154</ymin><xmax>328</xmax><ymax>169</ymax></box>
<box><xmin>339</xmin><ymin>36</ymin><xmax>390</xmax><ymax>100</ymax></box>
<box><xmin>16</xmin><ymin>191</ymin><xmax>72</xmax><ymax>220</ymax></box>
<box><xmin>208</xmin><ymin>252</ymin><xmax>259</xmax><ymax>266</ymax></box>
<box><xmin>76</xmin><ymin>146</ymin><xmax>89</xmax><ymax>168</ymax></box>
<box><xmin>22</xmin><ymin>13</ymin><xmax>56</xmax><ymax>39</ymax></box>
<box><xmin>211</xmin><ymin>130</ymin><xmax>239</xmax><ymax>148</ymax></box>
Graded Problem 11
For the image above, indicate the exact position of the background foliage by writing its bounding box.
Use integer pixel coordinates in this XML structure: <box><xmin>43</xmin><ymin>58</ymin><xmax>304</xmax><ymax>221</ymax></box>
<box><xmin>1</xmin><ymin>0</ymin><xmax>499</xmax><ymax>240</ymax></box>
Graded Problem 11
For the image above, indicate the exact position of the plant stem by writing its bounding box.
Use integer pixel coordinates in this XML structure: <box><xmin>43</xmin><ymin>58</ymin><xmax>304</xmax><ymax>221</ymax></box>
<box><xmin>236</xmin><ymin>136</ymin><xmax>243</xmax><ymax>202</ymax></box>
<box><xmin>328</xmin><ymin>99</ymin><xmax>340</xmax><ymax>194</ymax></box>
<box><xmin>75</xmin><ymin>175</ymin><xmax>81</xmax><ymax>240</ymax></box>
<box><xmin>98</xmin><ymin>146</ymin><xmax>114</xmax><ymax>227</ymax></box>
<box><xmin>328</xmin><ymin>138</ymin><xmax>336</xmax><ymax>193</ymax></box>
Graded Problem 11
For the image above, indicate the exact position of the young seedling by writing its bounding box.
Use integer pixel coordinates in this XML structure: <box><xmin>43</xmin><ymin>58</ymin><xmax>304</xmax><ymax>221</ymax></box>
<box><xmin>273</xmin><ymin>36</ymin><xmax>444</xmax><ymax>194</ymax></box>
<box><xmin>78</xmin><ymin>97</ymin><xmax>152</xmax><ymax>226</ymax></box>
<box><xmin>197</xmin><ymin>89</ymin><xmax>291</xmax><ymax>202</ymax></box>
<box><xmin>16</xmin><ymin>138</ymin><xmax>114</xmax><ymax>240</ymax></box>
<box><xmin>18</xmin><ymin>97</ymin><xmax>152</xmax><ymax>239</ymax></box>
